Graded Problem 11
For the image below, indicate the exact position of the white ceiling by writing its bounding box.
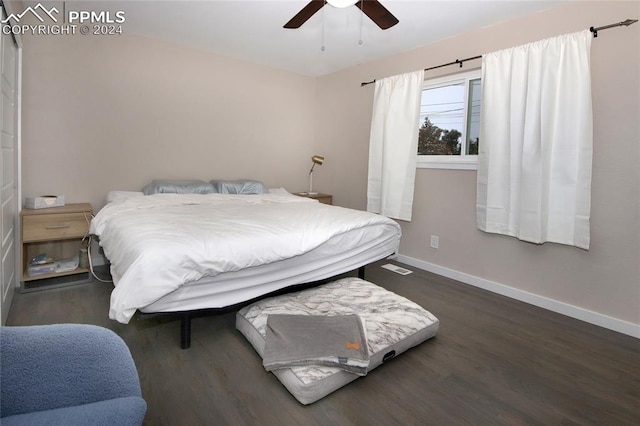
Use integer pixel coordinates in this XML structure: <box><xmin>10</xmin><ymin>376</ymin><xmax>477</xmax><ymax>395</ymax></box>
<box><xmin>26</xmin><ymin>1</ymin><xmax>569</xmax><ymax>76</ymax></box>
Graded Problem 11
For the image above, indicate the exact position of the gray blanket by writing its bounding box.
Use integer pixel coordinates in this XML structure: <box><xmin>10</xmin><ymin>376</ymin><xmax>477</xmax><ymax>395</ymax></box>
<box><xmin>262</xmin><ymin>314</ymin><xmax>370</xmax><ymax>376</ymax></box>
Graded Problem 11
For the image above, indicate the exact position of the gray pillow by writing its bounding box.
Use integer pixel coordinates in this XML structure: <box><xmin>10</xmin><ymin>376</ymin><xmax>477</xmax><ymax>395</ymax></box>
<box><xmin>210</xmin><ymin>179</ymin><xmax>268</xmax><ymax>194</ymax></box>
<box><xmin>142</xmin><ymin>179</ymin><xmax>216</xmax><ymax>195</ymax></box>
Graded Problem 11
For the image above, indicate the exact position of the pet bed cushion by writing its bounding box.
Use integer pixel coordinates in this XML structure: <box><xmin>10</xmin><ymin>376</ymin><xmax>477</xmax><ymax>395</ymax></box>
<box><xmin>236</xmin><ymin>277</ymin><xmax>439</xmax><ymax>404</ymax></box>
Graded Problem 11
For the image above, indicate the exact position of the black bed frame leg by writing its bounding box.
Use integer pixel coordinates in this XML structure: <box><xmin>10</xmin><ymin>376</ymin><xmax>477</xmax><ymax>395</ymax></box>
<box><xmin>180</xmin><ymin>313</ymin><xmax>192</xmax><ymax>349</ymax></box>
<box><xmin>358</xmin><ymin>266</ymin><xmax>366</xmax><ymax>280</ymax></box>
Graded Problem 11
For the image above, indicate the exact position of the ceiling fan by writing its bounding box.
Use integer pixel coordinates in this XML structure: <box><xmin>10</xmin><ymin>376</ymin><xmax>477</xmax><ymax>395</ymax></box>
<box><xmin>284</xmin><ymin>0</ymin><xmax>399</xmax><ymax>30</ymax></box>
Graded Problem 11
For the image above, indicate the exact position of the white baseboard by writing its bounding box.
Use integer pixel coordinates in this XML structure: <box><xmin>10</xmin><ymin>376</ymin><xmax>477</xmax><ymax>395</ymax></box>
<box><xmin>396</xmin><ymin>254</ymin><xmax>640</xmax><ymax>339</ymax></box>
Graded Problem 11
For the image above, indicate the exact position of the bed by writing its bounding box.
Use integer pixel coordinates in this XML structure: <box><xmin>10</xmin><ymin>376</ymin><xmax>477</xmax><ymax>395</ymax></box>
<box><xmin>90</xmin><ymin>188</ymin><xmax>401</xmax><ymax>348</ymax></box>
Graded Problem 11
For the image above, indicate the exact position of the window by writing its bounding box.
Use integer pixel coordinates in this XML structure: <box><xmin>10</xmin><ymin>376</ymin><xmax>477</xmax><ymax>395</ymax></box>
<box><xmin>417</xmin><ymin>69</ymin><xmax>481</xmax><ymax>170</ymax></box>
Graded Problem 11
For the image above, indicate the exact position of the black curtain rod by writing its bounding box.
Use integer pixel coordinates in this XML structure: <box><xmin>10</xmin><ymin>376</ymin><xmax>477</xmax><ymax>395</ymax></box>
<box><xmin>590</xmin><ymin>18</ymin><xmax>638</xmax><ymax>37</ymax></box>
<box><xmin>361</xmin><ymin>18</ymin><xmax>638</xmax><ymax>87</ymax></box>
<box><xmin>360</xmin><ymin>55</ymin><xmax>481</xmax><ymax>87</ymax></box>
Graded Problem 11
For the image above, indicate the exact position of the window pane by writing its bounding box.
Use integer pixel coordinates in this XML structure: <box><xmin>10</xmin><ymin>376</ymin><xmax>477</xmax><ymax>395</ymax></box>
<box><xmin>418</xmin><ymin>82</ymin><xmax>464</xmax><ymax>155</ymax></box>
<box><xmin>467</xmin><ymin>78</ymin><xmax>481</xmax><ymax>155</ymax></box>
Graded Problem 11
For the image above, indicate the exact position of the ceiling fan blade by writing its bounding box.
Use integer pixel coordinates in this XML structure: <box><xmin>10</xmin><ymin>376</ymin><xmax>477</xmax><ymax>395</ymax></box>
<box><xmin>355</xmin><ymin>0</ymin><xmax>399</xmax><ymax>30</ymax></box>
<box><xmin>284</xmin><ymin>0</ymin><xmax>326</xmax><ymax>29</ymax></box>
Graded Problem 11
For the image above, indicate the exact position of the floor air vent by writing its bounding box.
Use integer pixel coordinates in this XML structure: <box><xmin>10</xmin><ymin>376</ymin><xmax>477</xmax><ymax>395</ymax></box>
<box><xmin>381</xmin><ymin>264</ymin><xmax>413</xmax><ymax>275</ymax></box>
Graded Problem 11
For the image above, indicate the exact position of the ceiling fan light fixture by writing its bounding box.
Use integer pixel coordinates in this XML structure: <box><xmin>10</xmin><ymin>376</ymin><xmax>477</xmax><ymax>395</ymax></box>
<box><xmin>327</xmin><ymin>0</ymin><xmax>358</xmax><ymax>9</ymax></box>
<box><xmin>284</xmin><ymin>0</ymin><xmax>398</xmax><ymax>30</ymax></box>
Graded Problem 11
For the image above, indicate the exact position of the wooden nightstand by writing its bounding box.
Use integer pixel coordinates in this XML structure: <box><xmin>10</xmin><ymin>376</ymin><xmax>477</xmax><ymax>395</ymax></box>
<box><xmin>294</xmin><ymin>193</ymin><xmax>333</xmax><ymax>205</ymax></box>
<box><xmin>20</xmin><ymin>203</ymin><xmax>93</xmax><ymax>291</ymax></box>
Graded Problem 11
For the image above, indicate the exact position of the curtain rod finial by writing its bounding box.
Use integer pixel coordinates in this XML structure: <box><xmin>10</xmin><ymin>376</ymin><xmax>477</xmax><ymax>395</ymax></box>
<box><xmin>591</xmin><ymin>18</ymin><xmax>637</xmax><ymax>37</ymax></box>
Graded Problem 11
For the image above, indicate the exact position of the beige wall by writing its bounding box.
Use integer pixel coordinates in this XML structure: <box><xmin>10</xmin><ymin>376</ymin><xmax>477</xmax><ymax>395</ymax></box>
<box><xmin>315</xmin><ymin>1</ymin><xmax>639</xmax><ymax>326</ymax></box>
<box><xmin>22</xmin><ymin>32</ymin><xmax>317</xmax><ymax>209</ymax></box>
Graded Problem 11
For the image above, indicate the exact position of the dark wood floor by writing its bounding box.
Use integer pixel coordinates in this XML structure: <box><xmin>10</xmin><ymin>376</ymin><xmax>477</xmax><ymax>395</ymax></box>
<box><xmin>7</xmin><ymin>261</ymin><xmax>640</xmax><ymax>425</ymax></box>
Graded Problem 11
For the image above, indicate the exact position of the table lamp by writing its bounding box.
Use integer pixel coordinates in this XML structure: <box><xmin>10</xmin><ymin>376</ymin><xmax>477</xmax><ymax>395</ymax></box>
<box><xmin>308</xmin><ymin>155</ymin><xmax>325</xmax><ymax>195</ymax></box>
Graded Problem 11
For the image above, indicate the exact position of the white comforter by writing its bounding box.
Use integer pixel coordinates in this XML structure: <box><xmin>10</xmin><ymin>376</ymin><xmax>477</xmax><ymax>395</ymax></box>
<box><xmin>90</xmin><ymin>193</ymin><xmax>401</xmax><ymax>323</ymax></box>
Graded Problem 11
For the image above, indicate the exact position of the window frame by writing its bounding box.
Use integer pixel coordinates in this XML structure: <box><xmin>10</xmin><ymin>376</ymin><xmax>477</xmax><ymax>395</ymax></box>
<box><xmin>417</xmin><ymin>69</ymin><xmax>482</xmax><ymax>170</ymax></box>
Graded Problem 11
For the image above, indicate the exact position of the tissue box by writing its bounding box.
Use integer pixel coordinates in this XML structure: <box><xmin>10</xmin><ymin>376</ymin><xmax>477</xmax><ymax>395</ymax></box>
<box><xmin>24</xmin><ymin>195</ymin><xmax>66</xmax><ymax>209</ymax></box>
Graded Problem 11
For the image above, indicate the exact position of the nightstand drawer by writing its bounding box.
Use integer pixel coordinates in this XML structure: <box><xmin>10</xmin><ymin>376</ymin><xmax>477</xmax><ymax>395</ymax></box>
<box><xmin>22</xmin><ymin>213</ymin><xmax>89</xmax><ymax>242</ymax></box>
<box><xmin>313</xmin><ymin>195</ymin><xmax>332</xmax><ymax>205</ymax></box>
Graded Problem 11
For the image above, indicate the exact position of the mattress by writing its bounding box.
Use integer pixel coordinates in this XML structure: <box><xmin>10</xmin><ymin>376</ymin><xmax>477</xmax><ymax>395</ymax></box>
<box><xmin>236</xmin><ymin>277</ymin><xmax>439</xmax><ymax>404</ymax></box>
<box><xmin>91</xmin><ymin>193</ymin><xmax>401</xmax><ymax>323</ymax></box>
<box><xmin>141</xmin><ymin>223</ymin><xmax>397</xmax><ymax>314</ymax></box>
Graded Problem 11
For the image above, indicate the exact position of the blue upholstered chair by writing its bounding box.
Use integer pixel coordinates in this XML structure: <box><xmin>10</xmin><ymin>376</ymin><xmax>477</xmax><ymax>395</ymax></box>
<box><xmin>1</xmin><ymin>324</ymin><xmax>146</xmax><ymax>425</ymax></box>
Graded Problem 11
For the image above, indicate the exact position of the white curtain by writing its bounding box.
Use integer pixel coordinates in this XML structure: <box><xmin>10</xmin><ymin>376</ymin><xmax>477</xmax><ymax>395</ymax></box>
<box><xmin>476</xmin><ymin>30</ymin><xmax>593</xmax><ymax>249</ymax></box>
<box><xmin>367</xmin><ymin>70</ymin><xmax>424</xmax><ymax>221</ymax></box>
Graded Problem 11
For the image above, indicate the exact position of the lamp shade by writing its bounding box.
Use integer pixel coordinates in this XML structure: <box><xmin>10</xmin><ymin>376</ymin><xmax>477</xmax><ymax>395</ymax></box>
<box><xmin>311</xmin><ymin>155</ymin><xmax>325</xmax><ymax>165</ymax></box>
